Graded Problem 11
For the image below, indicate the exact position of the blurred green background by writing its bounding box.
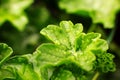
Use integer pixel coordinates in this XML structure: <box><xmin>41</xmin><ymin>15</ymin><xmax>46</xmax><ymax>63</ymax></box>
<box><xmin>0</xmin><ymin>0</ymin><xmax>120</xmax><ymax>80</ymax></box>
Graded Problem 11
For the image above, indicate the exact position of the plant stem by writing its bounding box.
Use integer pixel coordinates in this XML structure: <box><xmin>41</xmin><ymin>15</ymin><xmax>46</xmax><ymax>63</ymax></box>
<box><xmin>92</xmin><ymin>72</ymin><xmax>100</xmax><ymax>80</ymax></box>
<box><xmin>87</xmin><ymin>24</ymin><xmax>96</xmax><ymax>32</ymax></box>
<box><xmin>107</xmin><ymin>27</ymin><xmax>116</xmax><ymax>45</ymax></box>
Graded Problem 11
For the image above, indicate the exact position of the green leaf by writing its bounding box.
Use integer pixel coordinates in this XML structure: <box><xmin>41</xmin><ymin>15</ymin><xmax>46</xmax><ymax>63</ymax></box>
<box><xmin>0</xmin><ymin>43</ymin><xmax>13</xmax><ymax>66</ymax></box>
<box><xmin>8</xmin><ymin>13</ymin><xmax>28</xmax><ymax>31</ymax></box>
<box><xmin>40</xmin><ymin>21</ymin><xmax>96</xmax><ymax>71</ymax></box>
<box><xmin>40</xmin><ymin>25</ymin><xmax>70</xmax><ymax>49</ymax></box>
<box><xmin>40</xmin><ymin>21</ymin><xmax>83</xmax><ymax>49</ymax></box>
<box><xmin>40</xmin><ymin>20</ymin><xmax>115</xmax><ymax>73</ymax></box>
<box><xmin>75</xmin><ymin>32</ymin><xmax>108</xmax><ymax>52</ymax></box>
<box><xmin>75</xmin><ymin>32</ymin><xmax>110</xmax><ymax>71</ymax></box>
<box><xmin>59</xmin><ymin>0</ymin><xmax>120</xmax><ymax>28</ymax></box>
<box><xmin>60</xmin><ymin>21</ymin><xmax>83</xmax><ymax>48</ymax></box>
<box><xmin>40</xmin><ymin>21</ymin><xmax>116</xmax><ymax>72</ymax></box>
<box><xmin>33</xmin><ymin>43</ymin><xmax>70</xmax><ymax>66</ymax></box>
<box><xmin>0</xmin><ymin>0</ymin><xmax>33</xmax><ymax>31</ymax></box>
<box><xmin>1</xmin><ymin>55</ymin><xmax>41</xmax><ymax>80</ymax></box>
<box><xmin>33</xmin><ymin>43</ymin><xmax>90</xmax><ymax>79</ymax></box>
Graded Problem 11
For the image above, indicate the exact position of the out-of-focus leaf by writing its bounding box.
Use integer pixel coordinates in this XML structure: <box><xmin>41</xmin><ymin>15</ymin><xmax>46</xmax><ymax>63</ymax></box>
<box><xmin>0</xmin><ymin>0</ymin><xmax>33</xmax><ymax>31</ymax></box>
<box><xmin>0</xmin><ymin>43</ymin><xmax>13</xmax><ymax>66</ymax></box>
<box><xmin>59</xmin><ymin>0</ymin><xmax>120</xmax><ymax>28</ymax></box>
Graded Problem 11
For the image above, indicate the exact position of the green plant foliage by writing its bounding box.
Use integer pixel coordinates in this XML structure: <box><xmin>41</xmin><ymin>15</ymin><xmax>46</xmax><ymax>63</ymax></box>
<box><xmin>59</xmin><ymin>0</ymin><xmax>120</xmax><ymax>28</ymax></box>
<box><xmin>40</xmin><ymin>21</ymin><xmax>115</xmax><ymax>72</ymax></box>
<box><xmin>0</xmin><ymin>55</ymin><xmax>42</xmax><ymax>80</ymax></box>
<box><xmin>0</xmin><ymin>21</ymin><xmax>116</xmax><ymax>80</ymax></box>
<box><xmin>0</xmin><ymin>43</ymin><xmax>13</xmax><ymax>80</ymax></box>
<box><xmin>0</xmin><ymin>0</ymin><xmax>33</xmax><ymax>31</ymax></box>
<box><xmin>0</xmin><ymin>43</ymin><xmax>13</xmax><ymax>66</ymax></box>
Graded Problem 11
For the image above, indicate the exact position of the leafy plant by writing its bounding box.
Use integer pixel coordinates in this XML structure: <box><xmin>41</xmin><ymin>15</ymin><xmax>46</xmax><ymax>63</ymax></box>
<box><xmin>59</xmin><ymin>0</ymin><xmax>120</xmax><ymax>28</ymax></box>
<box><xmin>0</xmin><ymin>0</ymin><xmax>33</xmax><ymax>31</ymax></box>
<box><xmin>0</xmin><ymin>43</ymin><xmax>13</xmax><ymax>66</ymax></box>
<box><xmin>0</xmin><ymin>21</ymin><xmax>115</xmax><ymax>80</ymax></box>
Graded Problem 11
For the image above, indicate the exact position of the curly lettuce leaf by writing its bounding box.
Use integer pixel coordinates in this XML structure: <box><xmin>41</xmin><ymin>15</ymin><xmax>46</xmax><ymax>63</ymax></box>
<box><xmin>41</xmin><ymin>21</ymin><xmax>83</xmax><ymax>50</ymax></box>
<box><xmin>40</xmin><ymin>21</ymin><xmax>96</xmax><ymax>71</ymax></box>
<box><xmin>39</xmin><ymin>20</ymin><xmax>115</xmax><ymax>76</ymax></box>
<box><xmin>40</xmin><ymin>25</ymin><xmax>71</xmax><ymax>49</ymax></box>
<box><xmin>75</xmin><ymin>32</ymin><xmax>116</xmax><ymax>72</ymax></box>
<box><xmin>59</xmin><ymin>0</ymin><xmax>120</xmax><ymax>28</ymax></box>
<box><xmin>0</xmin><ymin>0</ymin><xmax>33</xmax><ymax>31</ymax></box>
